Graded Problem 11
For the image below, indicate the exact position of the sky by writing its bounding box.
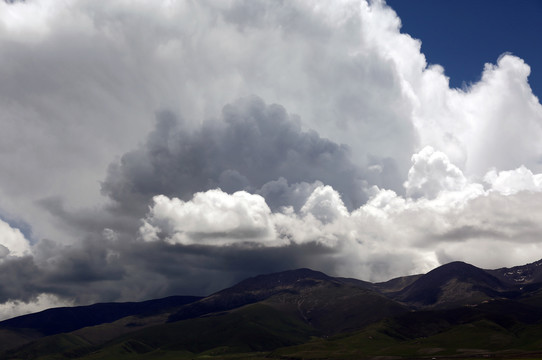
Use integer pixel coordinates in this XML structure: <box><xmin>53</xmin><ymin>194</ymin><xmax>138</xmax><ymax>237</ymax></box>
<box><xmin>387</xmin><ymin>0</ymin><xmax>542</xmax><ymax>99</ymax></box>
<box><xmin>0</xmin><ymin>0</ymin><xmax>542</xmax><ymax>320</ymax></box>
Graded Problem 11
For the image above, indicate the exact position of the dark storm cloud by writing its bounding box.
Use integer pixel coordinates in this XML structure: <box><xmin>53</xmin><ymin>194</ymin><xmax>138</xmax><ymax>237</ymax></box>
<box><xmin>102</xmin><ymin>96</ymin><xmax>369</xmax><ymax>215</ymax></box>
<box><xmin>0</xmin><ymin>257</ymin><xmax>41</xmax><ymax>303</ymax></box>
<box><xmin>37</xmin><ymin>196</ymin><xmax>139</xmax><ymax>238</ymax></box>
<box><xmin>0</xmin><ymin>95</ymin><xmax>368</xmax><ymax>309</ymax></box>
<box><xmin>4</xmin><ymin>237</ymin><xmax>128</xmax><ymax>304</ymax></box>
<box><xmin>119</xmin><ymin>240</ymin><xmax>339</xmax><ymax>297</ymax></box>
<box><xmin>0</xmin><ymin>233</ymin><xmax>338</xmax><ymax>306</ymax></box>
<box><xmin>257</xmin><ymin>177</ymin><xmax>322</xmax><ymax>212</ymax></box>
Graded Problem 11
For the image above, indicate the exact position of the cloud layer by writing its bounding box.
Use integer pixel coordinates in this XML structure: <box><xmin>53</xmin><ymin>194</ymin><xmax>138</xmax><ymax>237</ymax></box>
<box><xmin>140</xmin><ymin>149</ymin><xmax>542</xmax><ymax>280</ymax></box>
<box><xmin>0</xmin><ymin>0</ymin><xmax>541</xmax><ymax>320</ymax></box>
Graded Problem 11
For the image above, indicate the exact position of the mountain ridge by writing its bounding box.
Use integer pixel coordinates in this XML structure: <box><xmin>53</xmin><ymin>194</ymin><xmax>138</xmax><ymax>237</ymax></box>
<box><xmin>392</xmin><ymin>261</ymin><xmax>517</xmax><ymax>308</ymax></box>
<box><xmin>2</xmin><ymin>258</ymin><xmax>542</xmax><ymax>359</ymax></box>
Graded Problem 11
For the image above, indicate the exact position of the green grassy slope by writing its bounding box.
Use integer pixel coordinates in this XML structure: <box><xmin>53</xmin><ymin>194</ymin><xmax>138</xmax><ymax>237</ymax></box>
<box><xmin>115</xmin><ymin>303</ymin><xmax>316</xmax><ymax>353</ymax></box>
<box><xmin>1</xmin><ymin>333</ymin><xmax>94</xmax><ymax>360</ymax></box>
<box><xmin>0</xmin><ymin>328</ymin><xmax>42</xmax><ymax>352</ymax></box>
<box><xmin>271</xmin><ymin>321</ymin><xmax>542</xmax><ymax>359</ymax></box>
<box><xmin>271</xmin><ymin>302</ymin><xmax>542</xmax><ymax>360</ymax></box>
<box><xmin>262</xmin><ymin>279</ymin><xmax>407</xmax><ymax>335</ymax></box>
<box><xmin>4</xmin><ymin>303</ymin><xmax>316</xmax><ymax>360</ymax></box>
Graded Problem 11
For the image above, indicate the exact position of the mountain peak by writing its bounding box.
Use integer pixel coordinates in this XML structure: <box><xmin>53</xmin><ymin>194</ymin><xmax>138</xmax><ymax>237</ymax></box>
<box><xmin>487</xmin><ymin>258</ymin><xmax>542</xmax><ymax>285</ymax></box>
<box><xmin>168</xmin><ymin>268</ymin><xmax>335</xmax><ymax>323</ymax></box>
<box><xmin>224</xmin><ymin>268</ymin><xmax>332</xmax><ymax>293</ymax></box>
<box><xmin>394</xmin><ymin>261</ymin><xmax>509</xmax><ymax>308</ymax></box>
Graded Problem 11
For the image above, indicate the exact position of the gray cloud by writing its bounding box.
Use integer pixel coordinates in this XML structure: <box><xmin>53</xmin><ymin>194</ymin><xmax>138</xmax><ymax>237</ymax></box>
<box><xmin>3</xmin><ymin>95</ymin><xmax>375</xmax><ymax>310</ymax></box>
<box><xmin>0</xmin><ymin>0</ymin><xmax>417</xmax><ymax>246</ymax></box>
<box><xmin>0</xmin><ymin>233</ymin><xmax>338</xmax><ymax>307</ymax></box>
<box><xmin>102</xmin><ymin>96</ymin><xmax>369</xmax><ymax>214</ymax></box>
<box><xmin>0</xmin><ymin>257</ymin><xmax>41</xmax><ymax>303</ymax></box>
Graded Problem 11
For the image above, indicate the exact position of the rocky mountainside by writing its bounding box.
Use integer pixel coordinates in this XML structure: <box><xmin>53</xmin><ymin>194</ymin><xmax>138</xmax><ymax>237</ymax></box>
<box><xmin>487</xmin><ymin>258</ymin><xmax>542</xmax><ymax>285</ymax></box>
<box><xmin>392</xmin><ymin>261</ymin><xmax>518</xmax><ymax>308</ymax></box>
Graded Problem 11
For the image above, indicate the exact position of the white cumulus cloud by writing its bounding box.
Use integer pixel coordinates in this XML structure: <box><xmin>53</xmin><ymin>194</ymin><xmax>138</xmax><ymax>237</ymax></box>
<box><xmin>404</xmin><ymin>146</ymin><xmax>468</xmax><ymax>199</ymax></box>
<box><xmin>139</xmin><ymin>150</ymin><xmax>542</xmax><ymax>281</ymax></box>
<box><xmin>485</xmin><ymin>166</ymin><xmax>542</xmax><ymax>195</ymax></box>
<box><xmin>300</xmin><ymin>185</ymin><xmax>349</xmax><ymax>224</ymax></box>
<box><xmin>141</xmin><ymin>190</ymin><xmax>277</xmax><ymax>246</ymax></box>
<box><xmin>0</xmin><ymin>219</ymin><xmax>31</xmax><ymax>259</ymax></box>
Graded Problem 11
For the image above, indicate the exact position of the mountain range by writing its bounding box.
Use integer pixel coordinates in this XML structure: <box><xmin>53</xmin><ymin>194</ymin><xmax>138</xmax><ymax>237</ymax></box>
<box><xmin>2</xmin><ymin>259</ymin><xmax>542</xmax><ymax>359</ymax></box>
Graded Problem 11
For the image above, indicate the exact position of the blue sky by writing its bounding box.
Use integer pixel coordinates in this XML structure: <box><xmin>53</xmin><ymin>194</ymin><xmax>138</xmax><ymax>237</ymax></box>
<box><xmin>387</xmin><ymin>0</ymin><xmax>542</xmax><ymax>99</ymax></box>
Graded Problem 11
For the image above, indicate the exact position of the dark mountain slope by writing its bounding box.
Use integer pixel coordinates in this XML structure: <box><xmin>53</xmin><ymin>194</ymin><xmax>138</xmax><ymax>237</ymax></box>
<box><xmin>374</xmin><ymin>273</ymin><xmax>423</xmax><ymax>293</ymax></box>
<box><xmin>2</xmin><ymin>303</ymin><xmax>317</xmax><ymax>360</ymax></box>
<box><xmin>226</xmin><ymin>268</ymin><xmax>333</xmax><ymax>291</ymax></box>
<box><xmin>261</xmin><ymin>278</ymin><xmax>408</xmax><ymax>335</ymax></box>
<box><xmin>0</xmin><ymin>295</ymin><xmax>201</xmax><ymax>337</ymax></box>
<box><xmin>488</xmin><ymin>259</ymin><xmax>542</xmax><ymax>285</ymax></box>
<box><xmin>101</xmin><ymin>303</ymin><xmax>316</xmax><ymax>355</ymax></box>
<box><xmin>0</xmin><ymin>268</ymin><xmax>406</xmax><ymax>358</ymax></box>
<box><xmin>394</xmin><ymin>261</ymin><xmax>516</xmax><ymax>308</ymax></box>
<box><xmin>337</xmin><ymin>273</ymin><xmax>424</xmax><ymax>294</ymax></box>
<box><xmin>328</xmin><ymin>276</ymin><xmax>376</xmax><ymax>290</ymax></box>
<box><xmin>1</xmin><ymin>268</ymin><xmax>408</xmax><ymax>359</ymax></box>
<box><xmin>0</xmin><ymin>328</ymin><xmax>40</xmax><ymax>352</ymax></box>
<box><xmin>273</xmin><ymin>298</ymin><xmax>542</xmax><ymax>359</ymax></box>
<box><xmin>168</xmin><ymin>268</ymin><xmax>335</xmax><ymax>322</ymax></box>
<box><xmin>3</xmin><ymin>260</ymin><xmax>542</xmax><ymax>359</ymax></box>
<box><xmin>385</xmin><ymin>298</ymin><xmax>542</xmax><ymax>340</ymax></box>
<box><xmin>168</xmin><ymin>268</ymin><xmax>407</xmax><ymax>332</ymax></box>
<box><xmin>16</xmin><ymin>297</ymin><xmax>542</xmax><ymax>360</ymax></box>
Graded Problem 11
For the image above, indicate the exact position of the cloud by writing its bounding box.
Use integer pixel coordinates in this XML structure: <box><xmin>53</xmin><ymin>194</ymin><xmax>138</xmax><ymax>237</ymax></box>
<box><xmin>411</xmin><ymin>55</ymin><xmax>542</xmax><ymax>176</ymax></box>
<box><xmin>2</xmin><ymin>0</ymin><xmax>539</xmax><ymax>244</ymax></box>
<box><xmin>137</xmin><ymin>146</ymin><xmax>542</xmax><ymax>281</ymax></box>
<box><xmin>404</xmin><ymin>146</ymin><xmax>467</xmax><ymax>199</ymax></box>
<box><xmin>141</xmin><ymin>191</ymin><xmax>277</xmax><ymax>246</ymax></box>
<box><xmin>300</xmin><ymin>185</ymin><xmax>349</xmax><ymax>224</ymax></box>
<box><xmin>484</xmin><ymin>166</ymin><xmax>542</xmax><ymax>195</ymax></box>
<box><xmin>101</xmin><ymin>96</ymin><xmax>369</xmax><ymax>214</ymax></box>
<box><xmin>7</xmin><ymin>150</ymin><xmax>535</xmax><ymax>316</ymax></box>
<box><xmin>464</xmin><ymin>56</ymin><xmax>542</xmax><ymax>175</ymax></box>
<box><xmin>0</xmin><ymin>294</ymin><xmax>73</xmax><ymax>322</ymax></box>
<box><xmin>0</xmin><ymin>0</ymin><xmax>423</xmax><ymax>246</ymax></box>
<box><xmin>0</xmin><ymin>219</ymin><xmax>30</xmax><ymax>259</ymax></box>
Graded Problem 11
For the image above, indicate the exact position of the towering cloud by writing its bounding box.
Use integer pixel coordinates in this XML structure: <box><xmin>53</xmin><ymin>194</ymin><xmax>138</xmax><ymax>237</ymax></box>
<box><xmin>101</xmin><ymin>97</ymin><xmax>368</xmax><ymax>213</ymax></box>
<box><xmin>404</xmin><ymin>146</ymin><xmax>468</xmax><ymax>199</ymax></box>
